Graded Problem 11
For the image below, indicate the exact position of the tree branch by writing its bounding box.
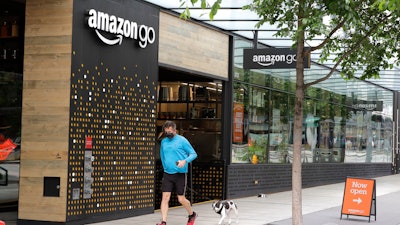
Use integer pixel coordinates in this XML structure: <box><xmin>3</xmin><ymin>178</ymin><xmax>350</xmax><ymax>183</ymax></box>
<box><xmin>304</xmin><ymin>13</ymin><xmax>391</xmax><ymax>89</ymax></box>
<box><xmin>306</xmin><ymin>18</ymin><xmax>346</xmax><ymax>55</ymax></box>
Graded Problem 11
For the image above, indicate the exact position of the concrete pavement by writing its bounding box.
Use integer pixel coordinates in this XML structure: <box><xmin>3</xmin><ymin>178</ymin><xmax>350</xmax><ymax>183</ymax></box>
<box><xmin>2</xmin><ymin>162</ymin><xmax>400</xmax><ymax>225</ymax></box>
<box><xmin>89</xmin><ymin>174</ymin><xmax>400</xmax><ymax>225</ymax></box>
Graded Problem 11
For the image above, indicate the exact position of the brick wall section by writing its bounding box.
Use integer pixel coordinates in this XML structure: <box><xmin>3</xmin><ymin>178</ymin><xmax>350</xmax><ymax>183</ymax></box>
<box><xmin>226</xmin><ymin>163</ymin><xmax>392</xmax><ymax>198</ymax></box>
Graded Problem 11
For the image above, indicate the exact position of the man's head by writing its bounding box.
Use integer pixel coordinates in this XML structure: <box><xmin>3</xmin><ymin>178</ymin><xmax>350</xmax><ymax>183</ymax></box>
<box><xmin>163</xmin><ymin>120</ymin><xmax>177</xmax><ymax>139</ymax></box>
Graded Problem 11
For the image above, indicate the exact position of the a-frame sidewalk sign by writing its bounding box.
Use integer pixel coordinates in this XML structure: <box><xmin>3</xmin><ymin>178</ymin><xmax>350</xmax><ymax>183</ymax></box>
<box><xmin>340</xmin><ymin>177</ymin><xmax>376</xmax><ymax>222</ymax></box>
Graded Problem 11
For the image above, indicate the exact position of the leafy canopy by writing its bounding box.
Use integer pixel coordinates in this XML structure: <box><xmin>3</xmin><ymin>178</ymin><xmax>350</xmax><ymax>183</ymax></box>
<box><xmin>181</xmin><ymin>0</ymin><xmax>400</xmax><ymax>81</ymax></box>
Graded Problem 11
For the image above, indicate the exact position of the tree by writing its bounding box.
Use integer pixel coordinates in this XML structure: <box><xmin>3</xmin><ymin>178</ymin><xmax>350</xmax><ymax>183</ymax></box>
<box><xmin>181</xmin><ymin>1</ymin><xmax>400</xmax><ymax>225</ymax></box>
<box><xmin>375</xmin><ymin>0</ymin><xmax>400</xmax><ymax>11</ymax></box>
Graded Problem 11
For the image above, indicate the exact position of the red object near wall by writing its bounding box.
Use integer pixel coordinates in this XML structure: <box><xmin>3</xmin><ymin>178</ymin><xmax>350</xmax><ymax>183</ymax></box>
<box><xmin>0</xmin><ymin>138</ymin><xmax>17</xmax><ymax>161</ymax></box>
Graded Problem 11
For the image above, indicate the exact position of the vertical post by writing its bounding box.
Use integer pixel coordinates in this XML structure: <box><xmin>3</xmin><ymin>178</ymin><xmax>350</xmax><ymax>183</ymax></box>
<box><xmin>394</xmin><ymin>92</ymin><xmax>399</xmax><ymax>173</ymax></box>
<box><xmin>253</xmin><ymin>30</ymin><xmax>258</xmax><ymax>49</ymax></box>
<box><xmin>396</xmin><ymin>107</ymin><xmax>399</xmax><ymax>173</ymax></box>
<box><xmin>189</xmin><ymin>162</ymin><xmax>193</xmax><ymax>204</ymax></box>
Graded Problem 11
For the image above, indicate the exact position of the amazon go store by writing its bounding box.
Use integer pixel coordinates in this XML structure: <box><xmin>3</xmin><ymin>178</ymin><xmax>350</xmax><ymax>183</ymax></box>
<box><xmin>0</xmin><ymin>0</ymin><xmax>396</xmax><ymax>224</ymax></box>
<box><xmin>1</xmin><ymin>0</ymin><xmax>229</xmax><ymax>224</ymax></box>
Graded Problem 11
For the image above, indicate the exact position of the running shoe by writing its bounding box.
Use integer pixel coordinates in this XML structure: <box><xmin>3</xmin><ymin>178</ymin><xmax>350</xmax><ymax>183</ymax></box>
<box><xmin>187</xmin><ymin>211</ymin><xmax>197</xmax><ymax>225</ymax></box>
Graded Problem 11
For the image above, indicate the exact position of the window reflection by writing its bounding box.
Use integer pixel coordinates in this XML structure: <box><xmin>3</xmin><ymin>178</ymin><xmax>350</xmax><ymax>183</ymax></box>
<box><xmin>232</xmin><ymin>37</ymin><xmax>393</xmax><ymax>164</ymax></box>
<box><xmin>0</xmin><ymin>71</ymin><xmax>22</xmax><ymax>161</ymax></box>
<box><xmin>247</xmin><ymin>86</ymin><xmax>268</xmax><ymax>164</ymax></box>
<box><xmin>344</xmin><ymin>111</ymin><xmax>393</xmax><ymax>162</ymax></box>
<box><xmin>268</xmin><ymin>91</ymin><xmax>292</xmax><ymax>163</ymax></box>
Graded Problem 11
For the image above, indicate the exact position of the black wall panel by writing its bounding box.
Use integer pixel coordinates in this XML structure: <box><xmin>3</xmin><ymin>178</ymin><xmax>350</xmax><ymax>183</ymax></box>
<box><xmin>155</xmin><ymin>161</ymin><xmax>225</xmax><ymax>209</ymax></box>
<box><xmin>67</xmin><ymin>0</ymin><xmax>159</xmax><ymax>223</ymax></box>
<box><xmin>227</xmin><ymin>163</ymin><xmax>392</xmax><ymax>198</ymax></box>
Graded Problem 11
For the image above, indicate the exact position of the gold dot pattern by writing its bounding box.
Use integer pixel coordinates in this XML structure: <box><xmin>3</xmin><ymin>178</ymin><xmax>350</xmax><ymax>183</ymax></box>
<box><xmin>67</xmin><ymin>56</ymin><xmax>157</xmax><ymax>218</ymax></box>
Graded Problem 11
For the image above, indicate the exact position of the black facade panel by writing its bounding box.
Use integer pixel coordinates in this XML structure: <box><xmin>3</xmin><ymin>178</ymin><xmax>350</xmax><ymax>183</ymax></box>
<box><xmin>155</xmin><ymin>161</ymin><xmax>225</xmax><ymax>209</ymax></box>
<box><xmin>43</xmin><ymin>176</ymin><xmax>60</xmax><ymax>197</ymax></box>
<box><xmin>66</xmin><ymin>0</ymin><xmax>159</xmax><ymax>223</ymax></box>
<box><xmin>226</xmin><ymin>163</ymin><xmax>392</xmax><ymax>198</ymax></box>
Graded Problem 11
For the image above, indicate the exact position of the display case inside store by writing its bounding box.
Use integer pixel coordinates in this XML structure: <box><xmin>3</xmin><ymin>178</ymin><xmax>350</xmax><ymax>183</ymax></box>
<box><xmin>157</xmin><ymin>81</ymin><xmax>222</xmax><ymax>122</ymax></box>
<box><xmin>156</xmin><ymin>81</ymin><xmax>223</xmax><ymax>162</ymax></box>
<box><xmin>0</xmin><ymin>2</ymin><xmax>24</xmax><ymax>74</ymax></box>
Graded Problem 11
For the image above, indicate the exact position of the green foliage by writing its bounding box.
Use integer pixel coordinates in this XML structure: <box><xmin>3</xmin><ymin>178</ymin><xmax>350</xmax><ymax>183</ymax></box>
<box><xmin>374</xmin><ymin>0</ymin><xmax>400</xmax><ymax>11</ymax></box>
<box><xmin>244</xmin><ymin>0</ymin><xmax>400</xmax><ymax>81</ymax></box>
<box><xmin>181</xmin><ymin>0</ymin><xmax>400</xmax><ymax>82</ymax></box>
<box><xmin>179</xmin><ymin>0</ymin><xmax>222</xmax><ymax>20</ymax></box>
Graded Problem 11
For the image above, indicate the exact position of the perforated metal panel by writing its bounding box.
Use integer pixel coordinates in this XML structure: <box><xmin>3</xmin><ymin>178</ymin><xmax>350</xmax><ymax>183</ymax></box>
<box><xmin>67</xmin><ymin>57</ymin><xmax>157</xmax><ymax>218</ymax></box>
<box><xmin>67</xmin><ymin>0</ymin><xmax>159</xmax><ymax>221</ymax></box>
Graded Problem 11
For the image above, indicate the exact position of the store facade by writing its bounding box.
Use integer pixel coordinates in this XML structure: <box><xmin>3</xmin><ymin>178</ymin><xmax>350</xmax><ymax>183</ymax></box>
<box><xmin>0</xmin><ymin>0</ymin><xmax>397</xmax><ymax>224</ymax></box>
<box><xmin>1</xmin><ymin>0</ymin><xmax>230</xmax><ymax>224</ymax></box>
<box><xmin>225</xmin><ymin>38</ymin><xmax>394</xmax><ymax>198</ymax></box>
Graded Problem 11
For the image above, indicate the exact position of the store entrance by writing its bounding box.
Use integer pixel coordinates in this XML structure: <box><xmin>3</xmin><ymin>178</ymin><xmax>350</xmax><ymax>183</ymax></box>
<box><xmin>154</xmin><ymin>67</ymin><xmax>226</xmax><ymax>208</ymax></box>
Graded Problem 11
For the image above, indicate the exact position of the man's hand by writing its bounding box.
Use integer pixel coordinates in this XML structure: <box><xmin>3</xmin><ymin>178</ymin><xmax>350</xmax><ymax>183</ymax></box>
<box><xmin>176</xmin><ymin>160</ymin><xmax>186</xmax><ymax>168</ymax></box>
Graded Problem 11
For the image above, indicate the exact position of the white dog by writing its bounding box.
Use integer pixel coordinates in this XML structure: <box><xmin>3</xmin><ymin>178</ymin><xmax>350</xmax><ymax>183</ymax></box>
<box><xmin>212</xmin><ymin>200</ymin><xmax>239</xmax><ymax>225</ymax></box>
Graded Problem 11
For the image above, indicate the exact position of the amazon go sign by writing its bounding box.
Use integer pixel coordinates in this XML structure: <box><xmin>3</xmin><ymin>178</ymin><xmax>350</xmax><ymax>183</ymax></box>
<box><xmin>87</xmin><ymin>9</ymin><xmax>156</xmax><ymax>48</ymax></box>
<box><xmin>243</xmin><ymin>48</ymin><xmax>310</xmax><ymax>69</ymax></box>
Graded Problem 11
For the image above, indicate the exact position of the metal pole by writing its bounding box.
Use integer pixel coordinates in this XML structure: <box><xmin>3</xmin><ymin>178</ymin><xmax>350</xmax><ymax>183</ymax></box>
<box><xmin>190</xmin><ymin>162</ymin><xmax>193</xmax><ymax>204</ymax></box>
<box><xmin>253</xmin><ymin>30</ymin><xmax>258</xmax><ymax>49</ymax></box>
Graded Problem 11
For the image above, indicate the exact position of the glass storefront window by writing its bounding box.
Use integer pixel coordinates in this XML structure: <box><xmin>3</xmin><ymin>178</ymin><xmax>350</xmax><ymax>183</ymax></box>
<box><xmin>0</xmin><ymin>1</ymin><xmax>24</xmax><ymax>162</ymax></box>
<box><xmin>234</xmin><ymin>67</ymin><xmax>271</xmax><ymax>87</ymax></box>
<box><xmin>232</xmin><ymin>36</ymin><xmax>393</xmax><ymax>164</ymax></box>
<box><xmin>269</xmin><ymin>91</ymin><xmax>293</xmax><ymax>163</ymax></box>
<box><xmin>232</xmin><ymin>83</ymin><xmax>248</xmax><ymax>163</ymax></box>
<box><xmin>0</xmin><ymin>71</ymin><xmax>22</xmax><ymax>161</ymax></box>
<box><xmin>247</xmin><ymin>86</ymin><xmax>269</xmax><ymax>164</ymax></box>
<box><xmin>232</xmin><ymin>83</ymin><xmax>271</xmax><ymax>164</ymax></box>
<box><xmin>344</xmin><ymin>111</ymin><xmax>393</xmax><ymax>163</ymax></box>
<box><xmin>271</xmin><ymin>74</ymin><xmax>296</xmax><ymax>93</ymax></box>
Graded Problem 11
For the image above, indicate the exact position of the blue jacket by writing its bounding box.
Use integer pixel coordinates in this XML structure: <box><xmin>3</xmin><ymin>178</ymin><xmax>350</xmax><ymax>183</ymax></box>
<box><xmin>160</xmin><ymin>134</ymin><xmax>197</xmax><ymax>174</ymax></box>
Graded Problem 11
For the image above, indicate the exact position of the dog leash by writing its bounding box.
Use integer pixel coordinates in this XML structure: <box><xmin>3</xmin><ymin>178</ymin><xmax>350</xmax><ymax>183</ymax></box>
<box><xmin>186</xmin><ymin>186</ymin><xmax>214</xmax><ymax>201</ymax></box>
<box><xmin>156</xmin><ymin>163</ymin><xmax>216</xmax><ymax>202</ymax></box>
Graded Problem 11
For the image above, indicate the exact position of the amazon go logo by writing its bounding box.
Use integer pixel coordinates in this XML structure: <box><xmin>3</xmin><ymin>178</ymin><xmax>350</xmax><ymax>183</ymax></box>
<box><xmin>243</xmin><ymin>48</ymin><xmax>310</xmax><ymax>69</ymax></box>
<box><xmin>87</xmin><ymin>9</ymin><xmax>156</xmax><ymax>48</ymax></box>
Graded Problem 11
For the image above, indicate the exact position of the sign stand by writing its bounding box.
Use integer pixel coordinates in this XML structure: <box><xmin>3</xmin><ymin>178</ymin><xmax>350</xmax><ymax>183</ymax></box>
<box><xmin>340</xmin><ymin>177</ymin><xmax>376</xmax><ymax>222</ymax></box>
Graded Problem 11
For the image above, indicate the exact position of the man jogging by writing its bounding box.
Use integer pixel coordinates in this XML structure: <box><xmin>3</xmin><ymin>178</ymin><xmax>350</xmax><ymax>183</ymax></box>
<box><xmin>157</xmin><ymin>120</ymin><xmax>198</xmax><ymax>225</ymax></box>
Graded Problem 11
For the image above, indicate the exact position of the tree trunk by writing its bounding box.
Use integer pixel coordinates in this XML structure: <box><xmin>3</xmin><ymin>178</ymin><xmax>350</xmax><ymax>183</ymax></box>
<box><xmin>292</xmin><ymin>8</ymin><xmax>306</xmax><ymax>223</ymax></box>
<box><xmin>292</xmin><ymin>55</ymin><xmax>305</xmax><ymax>225</ymax></box>
<box><xmin>292</xmin><ymin>44</ymin><xmax>305</xmax><ymax>225</ymax></box>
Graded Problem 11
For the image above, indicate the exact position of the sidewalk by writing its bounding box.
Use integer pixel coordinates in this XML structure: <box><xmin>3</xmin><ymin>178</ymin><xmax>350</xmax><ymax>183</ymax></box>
<box><xmin>2</xmin><ymin>172</ymin><xmax>400</xmax><ymax>225</ymax></box>
<box><xmin>270</xmin><ymin>191</ymin><xmax>400</xmax><ymax>225</ymax></box>
<box><xmin>89</xmin><ymin>174</ymin><xmax>400</xmax><ymax>225</ymax></box>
